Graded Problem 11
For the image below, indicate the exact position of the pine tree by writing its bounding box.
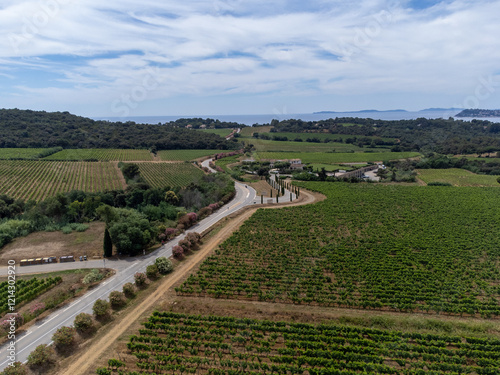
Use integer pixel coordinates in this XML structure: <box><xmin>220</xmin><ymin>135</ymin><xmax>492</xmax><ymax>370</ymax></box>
<box><xmin>103</xmin><ymin>228</ymin><xmax>113</xmax><ymax>257</ymax></box>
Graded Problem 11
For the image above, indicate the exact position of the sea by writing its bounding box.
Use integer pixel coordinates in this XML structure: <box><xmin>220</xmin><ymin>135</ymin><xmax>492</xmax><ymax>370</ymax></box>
<box><xmin>92</xmin><ymin>110</ymin><xmax>500</xmax><ymax>126</ymax></box>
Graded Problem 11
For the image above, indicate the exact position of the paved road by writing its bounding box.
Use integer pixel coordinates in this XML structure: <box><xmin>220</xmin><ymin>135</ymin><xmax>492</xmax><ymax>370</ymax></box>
<box><xmin>0</xmin><ymin>180</ymin><xmax>256</xmax><ymax>369</ymax></box>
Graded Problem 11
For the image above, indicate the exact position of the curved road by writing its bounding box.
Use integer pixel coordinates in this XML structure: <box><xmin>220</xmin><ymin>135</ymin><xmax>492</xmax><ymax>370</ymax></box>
<box><xmin>0</xmin><ymin>177</ymin><xmax>258</xmax><ymax>369</ymax></box>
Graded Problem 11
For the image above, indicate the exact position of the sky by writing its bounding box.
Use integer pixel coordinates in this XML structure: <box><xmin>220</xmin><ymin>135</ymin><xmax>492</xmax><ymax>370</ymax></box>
<box><xmin>1</xmin><ymin>0</ymin><xmax>500</xmax><ymax>117</ymax></box>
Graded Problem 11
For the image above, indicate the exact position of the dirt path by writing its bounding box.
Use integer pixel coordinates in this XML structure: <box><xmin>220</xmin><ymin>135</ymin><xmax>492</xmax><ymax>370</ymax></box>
<box><xmin>113</xmin><ymin>162</ymin><xmax>127</xmax><ymax>189</ymax></box>
<box><xmin>59</xmin><ymin>188</ymin><xmax>322</xmax><ymax>375</ymax></box>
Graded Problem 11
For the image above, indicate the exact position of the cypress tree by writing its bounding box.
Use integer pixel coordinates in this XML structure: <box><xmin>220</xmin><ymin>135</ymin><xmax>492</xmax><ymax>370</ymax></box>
<box><xmin>103</xmin><ymin>228</ymin><xmax>113</xmax><ymax>257</ymax></box>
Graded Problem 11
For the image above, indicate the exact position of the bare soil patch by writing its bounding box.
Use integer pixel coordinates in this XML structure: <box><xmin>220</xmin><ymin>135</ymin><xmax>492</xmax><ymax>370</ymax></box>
<box><xmin>0</xmin><ymin>222</ymin><xmax>106</xmax><ymax>263</ymax></box>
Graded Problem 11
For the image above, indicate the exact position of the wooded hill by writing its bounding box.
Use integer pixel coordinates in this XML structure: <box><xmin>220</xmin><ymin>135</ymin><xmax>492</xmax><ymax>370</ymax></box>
<box><xmin>268</xmin><ymin>117</ymin><xmax>500</xmax><ymax>154</ymax></box>
<box><xmin>0</xmin><ymin>109</ymin><xmax>239</xmax><ymax>150</ymax></box>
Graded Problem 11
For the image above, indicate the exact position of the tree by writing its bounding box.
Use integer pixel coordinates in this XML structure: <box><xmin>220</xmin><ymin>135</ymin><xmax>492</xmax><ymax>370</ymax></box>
<box><xmin>497</xmin><ymin>176</ymin><xmax>500</xmax><ymax>184</ymax></box>
<box><xmin>121</xmin><ymin>163</ymin><xmax>140</xmax><ymax>181</ymax></box>
<box><xmin>92</xmin><ymin>299</ymin><xmax>110</xmax><ymax>318</ymax></box>
<box><xmin>74</xmin><ymin>313</ymin><xmax>94</xmax><ymax>333</ymax></box>
<box><xmin>27</xmin><ymin>344</ymin><xmax>55</xmax><ymax>370</ymax></box>
<box><xmin>122</xmin><ymin>282</ymin><xmax>136</xmax><ymax>298</ymax></box>
<box><xmin>155</xmin><ymin>257</ymin><xmax>173</xmax><ymax>274</ymax></box>
<box><xmin>103</xmin><ymin>227</ymin><xmax>112</xmax><ymax>257</ymax></box>
<box><xmin>52</xmin><ymin>326</ymin><xmax>76</xmax><ymax>352</ymax></box>
<box><xmin>146</xmin><ymin>264</ymin><xmax>159</xmax><ymax>279</ymax></box>
<box><xmin>109</xmin><ymin>291</ymin><xmax>126</xmax><ymax>308</ymax></box>
<box><xmin>134</xmin><ymin>272</ymin><xmax>147</xmax><ymax>286</ymax></box>
<box><xmin>165</xmin><ymin>190</ymin><xmax>179</xmax><ymax>205</ymax></box>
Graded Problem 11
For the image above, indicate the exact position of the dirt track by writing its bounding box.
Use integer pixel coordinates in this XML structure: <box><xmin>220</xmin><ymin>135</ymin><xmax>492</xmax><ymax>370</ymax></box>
<box><xmin>59</xmin><ymin>188</ymin><xmax>323</xmax><ymax>375</ymax></box>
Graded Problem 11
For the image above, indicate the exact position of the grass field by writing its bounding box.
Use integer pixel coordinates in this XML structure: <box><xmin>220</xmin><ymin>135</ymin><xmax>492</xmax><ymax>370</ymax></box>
<box><xmin>256</xmin><ymin>151</ymin><xmax>420</xmax><ymax>164</ymax></box>
<box><xmin>137</xmin><ymin>162</ymin><xmax>205</xmax><ymax>188</ymax></box>
<box><xmin>0</xmin><ymin>148</ymin><xmax>50</xmax><ymax>159</ymax></box>
<box><xmin>44</xmin><ymin>149</ymin><xmax>153</xmax><ymax>161</ymax></box>
<box><xmin>240</xmin><ymin>125</ymin><xmax>272</xmax><ymax>136</ymax></box>
<box><xmin>417</xmin><ymin>168</ymin><xmax>500</xmax><ymax>186</ymax></box>
<box><xmin>179</xmin><ymin>183</ymin><xmax>500</xmax><ymax>317</ymax></box>
<box><xmin>157</xmin><ymin>149</ymin><xmax>222</xmax><ymax>161</ymax></box>
<box><xmin>0</xmin><ymin>160</ymin><xmax>124</xmax><ymax>201</ymax></box>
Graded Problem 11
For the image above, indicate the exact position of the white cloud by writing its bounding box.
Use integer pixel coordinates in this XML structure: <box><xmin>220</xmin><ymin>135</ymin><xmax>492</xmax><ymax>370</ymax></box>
<box><xmin>0</xmin><ymin>0</ymin><xmax>499</xmax><ymax>115</ymax></box>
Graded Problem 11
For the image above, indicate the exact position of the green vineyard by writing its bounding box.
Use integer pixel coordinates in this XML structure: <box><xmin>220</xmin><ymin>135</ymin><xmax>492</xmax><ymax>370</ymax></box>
<box><xmin>0</xmin><ymin>148</ymin><xmax>50</xmax><ymax>159</ymax></box>
<box><xmin>256</xmin><ymin>152</ymin><xmax>421</xmax><ymax>164</ymax></box>
<box><xmin>178</xmin><ymin>183</ymin><xmax>500</xmax><ymax>317</ymax></box>
<box><xmin>0</xmin><ymin>276</ymin><xmax>62</xmax><ymax>313</ymax></box>
<box><xmin>138</xmin><ymin>162</ymin><xmax>205</xmax><ymax>188</ymax></box>
<box><xmin>44</xmin><ymin>149</ymin><xmax>153</xmax><ymax>161</ymax></box>
<box><xmin>0</xmin><ymin>160</ymin><xmax>124</xmax><ymax>201</ymax></box>
<box><xmin>103</xmin><ymin>311</ymin><xmax>500</xmax><ymax>375</ymax></box>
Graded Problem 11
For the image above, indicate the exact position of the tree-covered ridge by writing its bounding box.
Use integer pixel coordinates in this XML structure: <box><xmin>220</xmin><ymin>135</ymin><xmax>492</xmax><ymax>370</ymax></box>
<box><xmin>456</xmin><ymin>109</ymin><xmax>500</xmax><ymax>117</ymax></box>
<box><xmin>0</xmin><ymin>109</ymin><xmax>239</xmax><ymax>150</ymax></box>
<box><xmin>268</xmin><ymin>117</ymin><xmax>500</xmax><ymax>154</ymax></box>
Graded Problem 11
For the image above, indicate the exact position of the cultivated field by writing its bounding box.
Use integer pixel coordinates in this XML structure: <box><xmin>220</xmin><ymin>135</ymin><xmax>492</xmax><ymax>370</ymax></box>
<box><xmin>44</xmin><ymin>149</ymin><xmax>153</xmax><ymax>161</ymax></box>
<box><xmin>158</xmin><ymin>150</ymin><xmax>222</xmax><ymax>161</ymax></box>
<box><xmin>0</xmin><ymin>160</ymin><xmax>124</xmax><ymax>201</ymax></box>
<box><xmin>256</xmin><ymin>151</ymin><xmax>420</xmax><ymax>164</ymax></box>
<box><xmin>0</xmin><ymin>148</ymin><xmax>49</xmax><ymax>159</ymax></box>
<box><xmin>417</xmin><ymin>168</ymin><xmax>500</xmax><ymax>186</ymax></box>
<box><xmin>250</xmin><ymin>139</ymin><xmax>369</xmax><ymax>152</ymax></box>
<box><xmin>137</xmin><ymin>162</ymin><xmax>205</xmax><ymax>188</ymax></box>
<box><xmin>178</xmin><ymin>183</ymin><xmax>500</xmax><ymax>317</ymax></box>
<box><xmin>112</xmin><ymin>310</ymin><xmax>500</xmax><ymax>375</ymax></box>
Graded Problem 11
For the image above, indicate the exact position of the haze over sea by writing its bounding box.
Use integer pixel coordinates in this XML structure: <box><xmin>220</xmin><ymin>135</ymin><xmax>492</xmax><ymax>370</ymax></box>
<box><xmin>94</xmin><ymin>110</ymin><xmax>500</xmax><ymax>126</ymax></box>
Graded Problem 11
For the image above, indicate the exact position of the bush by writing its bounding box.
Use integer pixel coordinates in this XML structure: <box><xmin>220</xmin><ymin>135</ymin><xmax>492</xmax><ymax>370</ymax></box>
<box><xmin>1</xmin><ymin>362</ymin><xmax>27</xmax><ymax>375</ymax></box>
<box><xmin>134</xmin><ymin>272</ymin><xmax>147</xmax><ymax>286</ymax></box>
<box><xmin>95</xmin><ymin>368</ymin><xmax>111</xmax><ymax>375</ymax></box>
<box><xmin>27</xmin><ymin>344</ymin><xmax>55</xmax><ymax>369</ymax></box>
<box><xmin>52</xmin><ymin>326</ymin><xmax>76</xmax><ymax>351</ymax></box>
<box><xmin>74</xmin><ymin>313</ymin><xmax>94</xmax><ymax>333</ymax></box>
<box><xmin>109</xmin><ymin>291</ymin><xmax>126</xmax><ymax>308</ymax></box>
<box><xmin>61</xmin><ymin>226</ymin><xmax>72</xmax><ymax>234</ymax></box>
<box><xmin>92</xmin><ymin>299</ymin><xmax>110</xmax><ymax>318</ymax></box>
<box><xmin>155</xmin><ymin>257</ymin><xmax>173</xmax><ymax>274</ymax></box>
<box><xmin>146</xmin><ymin>264</ymin><xmax>159</xmax><ymax>279</ymax></box>
<box><xmin>427</xmin><ymin>181</ymin><xmax>452</xmax><ymax>186</ymax></box>
<box><xmin>172</xmin><ymin>245</ymin><xmax>184</xmax><ymax>260</ymax></box>
<box><xmin>29</xmin><ymin>302</ymin><xmax>46</xmax><ymax>316</ymax></box>
<box><xmin>122</xmin><ymin>282</ymin><xmax>136</xmax><ymax>298</ymax></box>
<box><xmin>83</xmin><ymin>269</ymin><xmax>104</xmax><ymax>284</ymax></box>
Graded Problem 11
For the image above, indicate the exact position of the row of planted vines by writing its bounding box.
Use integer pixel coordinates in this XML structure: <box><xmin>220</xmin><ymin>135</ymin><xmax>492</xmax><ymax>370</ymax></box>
<box><xmin>0</xmin><ymin>160</ymin><xmax>124</xmax><ymax>201</ymax></box>
<box><xmin>104</xmin><ymin>311</ymin><xmax>500</xmax><ymax>374</ymax></box>
<box><xmin>0</xmin><ymin>277</ymin><xmax>62</xmax><ymax>313</ymax></box>
<box><xmin>44</xmin><ymin>149</ymin><xmax>153</xmax><ymax>161</ymax></box>
<box><xmin>138</xmin><ymin>162</ymin><xmax>205</xmax><ymax>189</ymax></box>
<box><xmin>178</xmin><ymin>183</ymin><xmax>500</xmax><ymax>317</ymax></box>
<box><xmin>158</xmin><ymin>150</ymin><xmax>221</xmax><ymax>161</ymax></box>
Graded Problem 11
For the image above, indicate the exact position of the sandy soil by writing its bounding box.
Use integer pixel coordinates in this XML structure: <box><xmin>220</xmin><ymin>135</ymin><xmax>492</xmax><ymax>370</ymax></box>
<box><xmin>0</xmin><ymin>222</ymin><xmax>106</xmax><ymax>264</ymax></box>
<box><xmin>57</xmin><ymin>188</ymin><xmax>323</xmax><ymax>375</ymax></box>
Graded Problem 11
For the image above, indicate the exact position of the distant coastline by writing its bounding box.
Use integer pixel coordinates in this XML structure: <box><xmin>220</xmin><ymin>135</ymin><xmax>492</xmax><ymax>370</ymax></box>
<box><xmin>314</xmin><ymin>108</ymin><xmax>461</xmax><ymax>114</ymax></box>
<box><xmin>455</xmin><ymin>109</ymin><xmax>500</xmax><ymax>118</ymax></box>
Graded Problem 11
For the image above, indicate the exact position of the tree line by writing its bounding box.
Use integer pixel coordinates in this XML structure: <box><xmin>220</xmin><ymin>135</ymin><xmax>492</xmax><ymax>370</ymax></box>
<box><xmin>0</xmin><ymin>109</ymin><xmax>239</xmax><ymax>150</ymax></box>
<box><xmin>266</xmin><ymin>117</ymin><xmax>500</xmax><ymax>154</ymax></box>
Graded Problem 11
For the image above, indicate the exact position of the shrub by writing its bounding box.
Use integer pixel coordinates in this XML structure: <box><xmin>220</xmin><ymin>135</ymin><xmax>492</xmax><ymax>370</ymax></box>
<box><xmin>165</xmin><ymin>227</ymin><xmax>177</xmax><ymax>239</ymax></box>
<box><xmin>74</xmin><ymin>313</ymin><xmax>94</xmax><ymax>333</ymax></box>
<box><xmin>109</xmin><ymin>291</ymin><xmax>126</xmax><ymax>308</ymax></box>
<box><xmin>178</xmin><ymin>238</ymin><xmax>192</xmax><ymax>253</ymax></box>
<box><xmin>92</xmin><ymin>299</ymin><xmax>110</xmax><ymax>318</ymax></box>
<box><xmin>122</xmin><ymin>282</ymin><xmax>136</xmax><ymax>298</ymax></box>
<box><xmin>172</xmin><ymin>245</ymin><xmax>184</xmax><ymax>260</ymax></box>
<box><xmin>52</xmin><ymin>326</ymin><xmax>76</xmax><ymax>351</ymax></box>
<box><xmin>27</xmin><ymin>344</ymin><xmax>55</xmax><ymax>369</ymax></box>
<box><xmin>134</xmin><ymin>272</ymin><xmax>147</xmax><ymax>286</ymax></box>
<box><xmin>83</xmin><ymin>269</ymin><xmax>104</xmax><ymax>284</ymax></box>
<box><xmin>61</xmin><ymin>226</ymin><xmax>72</xmax><ymax>234</ymax></box>
<box><xmin>95</xmin><ymin>368</ymin><xmax>111</xmax><ymax>375</ymax></box>
<box><xmin>30</xmin><ymin>302</ymin><xmax>46</xmax><ymax>316</ymax></box>
<box><xmin>155</xmin><ymin>257</ymin><xmax>173</xmax><ymax>274</ymax></box>
<box><xmin>0</xmin><ymin>313</ymin><xmax>24</xmax><ymax>330</ymax></box>
<box><xmin>146</xmin><ymin>264</ymin><xmax>159</xmax><ymax>279</ymax></box>
<box><xmin>1</xmin><ymin>362</ymin><xmax>27</xmax><ymax>375</ymax></box>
